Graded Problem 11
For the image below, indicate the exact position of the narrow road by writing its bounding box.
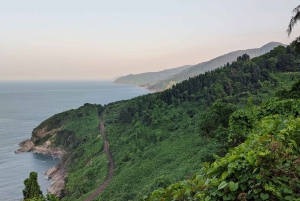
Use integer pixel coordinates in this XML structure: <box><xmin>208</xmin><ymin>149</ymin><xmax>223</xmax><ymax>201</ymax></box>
<box><xmin>84</xmin><ymin>116</ymin><xmax>114</xmax><ymax>201</ymax></box>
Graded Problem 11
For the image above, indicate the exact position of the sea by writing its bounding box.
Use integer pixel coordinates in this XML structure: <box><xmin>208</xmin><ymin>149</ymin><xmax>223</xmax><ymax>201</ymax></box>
<box><xmin>0</xmin><ymin>80</ymin><xmax>148</xmax><ymax>200</ymax></box>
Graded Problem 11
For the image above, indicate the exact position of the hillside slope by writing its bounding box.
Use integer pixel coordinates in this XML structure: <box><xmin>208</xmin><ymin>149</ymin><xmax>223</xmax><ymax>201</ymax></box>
<box><xmin>22</xmin><ymin>43</ymin><xmax>300</xmax><ymax>201</ymax></box>
<box><xmin>144</xmin><ymin>80</ymin><xmax>300</xmax><ymax>201</ymax></box>
<box><xmin>113</xmin><ymin>65</ymin><xmax>192</xmax><ymax>85</ymax></box>
<box><xmin>147</xmin><ymin>42</ymin><xmax>285</xmax><ymax>91</ymax></box>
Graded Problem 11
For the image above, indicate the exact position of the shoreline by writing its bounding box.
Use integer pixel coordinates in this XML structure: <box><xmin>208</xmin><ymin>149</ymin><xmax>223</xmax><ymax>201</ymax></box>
<box><xmin>15</xmin><ymin>139</ymin><xmax>66</xmax><ymax>197</ymax></box>
<box><xmin>112</xmin><ymin>81</ymin><xmax>161</xmax><ymax>93</ymax></box>
<box><xmin>136</xmin><ymin>84</ymin><xmax>161</xmax><ymax>93</ymax></box>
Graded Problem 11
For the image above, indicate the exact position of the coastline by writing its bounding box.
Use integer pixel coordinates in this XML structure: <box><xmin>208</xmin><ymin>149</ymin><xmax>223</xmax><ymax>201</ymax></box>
<box><xmin>113</xmin><ymin>81</ymin><xmax>161</xmax><ymax>93</ymax></box>
<box><xmin>15</xmin><ymin>139</ymin><xmax>65</xmax><ymax>158</ymax></box>
<box><xmin>15</xmin><ymin>139</ymin><xmax>66</xmax><ymax>197</ymax></box>
<box><xmin>44</xmin><ymin>163</ymin><xmax>66</xmax><ymax>198</ymax></box>
<box><xmin>137</xmin><ymin>84</ymin><xmax>161</xmax><ymax>93</ymax></box>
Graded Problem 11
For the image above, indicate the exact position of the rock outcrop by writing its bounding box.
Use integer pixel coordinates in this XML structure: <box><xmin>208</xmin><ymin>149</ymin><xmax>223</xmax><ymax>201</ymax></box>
<box><xmin>15</xmin><ymin>138</ymin><xmax>67</xmax><ymax>197</ymax></box>
<box><xmin>15</xmin><ymin>139</ymin><xmax>35</xmax><ymax>153</ymax></box>
<box><xmin>45</xmin><ymin>163</ymin><xmax>66</xmax><ymax>198</ymax></box>
<box><xmin>15</xmin><ymin>139</ymin><xmax>65</xmax><ymax>158</ymax></box>
<box><xmin>15</xmin><ymin>123</ymin><xmax>67</xmax><ymax>197</ymax></box>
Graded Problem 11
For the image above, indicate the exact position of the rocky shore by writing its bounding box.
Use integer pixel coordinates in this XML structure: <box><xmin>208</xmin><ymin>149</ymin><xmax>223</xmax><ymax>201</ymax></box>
<box><xmin>44</xmin><ymin>163</ymin><xmax>66</xmax><ymax>197</ymax></box>
<box><xmin>15</xmin><ymin>139</ymin><xmax>65</xmax><ymax>158</ymax></box>
<box><xmin>15</xmin><ymin>139</ymin><xmax>66</xmax><ymax>197</ymax></box>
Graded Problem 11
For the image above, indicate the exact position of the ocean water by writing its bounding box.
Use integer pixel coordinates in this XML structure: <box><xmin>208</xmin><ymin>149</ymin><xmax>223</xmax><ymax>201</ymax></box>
<box><xmin>0</xmin><ymin>81</ymin><xmax>148</xmax><ymax>200</ymax></box>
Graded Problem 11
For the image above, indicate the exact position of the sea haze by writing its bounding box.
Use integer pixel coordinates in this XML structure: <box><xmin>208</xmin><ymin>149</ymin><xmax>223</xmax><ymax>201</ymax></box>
<box><xmin>0</xmin><ymin>80</ymin><xmax>148</xmax><ymax>200</ymax></box>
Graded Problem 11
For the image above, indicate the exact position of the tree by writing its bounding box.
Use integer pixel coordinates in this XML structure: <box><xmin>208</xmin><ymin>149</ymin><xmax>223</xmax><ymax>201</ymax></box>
<box><xmin>24</xmin><ymin>194</ymin><xmax>60</xmax><ymax>201</ymax></box>
<box><xmin>23</xmin><ymin>172</ymin><xmax>43</xmax><ymax>200</ymax></box>
<box><xmin>287</xmin><ymin>5</ymin><xmax>300</xmax><ymax>52</ymax></box>
<box><xmin>23</xmin><ymin>171</ymin><xmax>60</xmax><ymax>201</ymax></box>
<box><xmin>237</xmin><ymin>53</ymin><xmax>250</xmax><ymax>62</ymax></box>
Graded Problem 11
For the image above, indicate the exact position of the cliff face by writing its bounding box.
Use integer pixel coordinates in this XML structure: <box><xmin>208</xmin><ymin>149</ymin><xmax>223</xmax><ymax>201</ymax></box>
<box><xmin>15</xmin><ymin>125</ymin><xmax>66</xmax><ymax>197</ymax></box>
<box><xmin>15</xmin><ymin>125</ymin><xmax>65</xmax><ymax>158</ymax></box>
<box><xmin>31</xmin><ymin>125</ymin><xmax>63</xmax><ymax>143</ymax></box>
<box><xmin>15</xmin><ymin>104</ymin><xmax>102</xmax><ymax>200</ymax></box>
<box><xmin>45</xmin><ymin>163</ymin><xmax>66</xmax><ymax>198</ymax></box>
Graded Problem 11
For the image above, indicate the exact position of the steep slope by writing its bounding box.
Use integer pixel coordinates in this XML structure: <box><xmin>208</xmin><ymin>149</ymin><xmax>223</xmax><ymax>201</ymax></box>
<box><xmin>113</xmin><ymin>65</ymin><xmax>192</xmax><ymax>85</ymax></box>
<box><xmin>20</xmin><ymin>43</ymin><xmax>300</xmax><ymax>201</ymax></box>
<box><xmin>95</xmin><ymin>44</ymin><xmax>300</xmax><ymax>200</ymax></box>
<box><xmin>144</xmin><ymin>81</ymin><xmax>300</xmax><ymax>201</ymax></box>
<box><xmin>147</xmin><ymin>42</ymin><xmax>285</xmax><ymax>91</ymax></box>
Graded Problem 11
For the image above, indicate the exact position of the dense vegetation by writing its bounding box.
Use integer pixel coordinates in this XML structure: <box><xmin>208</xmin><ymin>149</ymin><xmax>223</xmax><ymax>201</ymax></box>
<box><xmin>147</xmin><ymin>42</ymin><xmax>284</xmax><ymax>91</ymax></box>
<box><xmin>30</xmin><ymin>43</ymin><xmax>300</xmax><ymax>200</ymax></box>
<box><xmin>31</xmin><ymin>104</ymin><xmax>110</xmax><ymax>200</ymax></box>
<box><xmin>95</xmin><ymin>43</ymin><xmax>300</xmax><ymax>200</ymax></box>
<box><xmin>23</xmin><ymin>172</ymin><xmax>59</xmax><ymax>201</ymax></box>
<box><xmin>144</xmin><ymin>80</ymin><xmax>300</xmax><ymax>201</ymax></box>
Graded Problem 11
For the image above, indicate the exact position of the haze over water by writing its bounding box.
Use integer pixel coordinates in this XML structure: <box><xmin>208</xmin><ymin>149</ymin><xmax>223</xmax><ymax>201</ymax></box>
<box><xmin>0</xmin><ymin>81</ymin><xmax>148</xmax><ymax>200</ymax></box>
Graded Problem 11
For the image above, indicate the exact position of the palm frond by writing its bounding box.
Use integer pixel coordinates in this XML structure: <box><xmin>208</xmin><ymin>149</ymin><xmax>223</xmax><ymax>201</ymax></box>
<box><xmin>287</xmin><ymin>5</ymin><xmax>300</xmax><ymax>36</ymax></box>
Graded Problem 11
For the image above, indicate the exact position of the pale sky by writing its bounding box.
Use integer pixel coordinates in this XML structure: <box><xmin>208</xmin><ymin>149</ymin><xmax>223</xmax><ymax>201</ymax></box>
<box><xmin>1</xmin><ymin>0</ymin><xmax>299</xmax><ymax>80</ymax></box>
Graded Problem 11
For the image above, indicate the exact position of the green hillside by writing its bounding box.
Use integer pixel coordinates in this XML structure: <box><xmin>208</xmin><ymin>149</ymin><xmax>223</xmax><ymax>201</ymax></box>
<box><xmin>147</xmin><ymin>42</ymin><xmax>285</xmax><ymax>91</ymax></box>
<box><xmin>29</xmin><ymin>43</ymin><xmax>300</xmax><ymax>201</ymax></box>
<box><xmin>113</xmin><ymin>65</ymin><xmax>192</xmax><ymax>85</ymax></box>
<box><xmin>144</xmin><ymin>80</ymin><xmax>300</xmax><ymax>201</ymax></box>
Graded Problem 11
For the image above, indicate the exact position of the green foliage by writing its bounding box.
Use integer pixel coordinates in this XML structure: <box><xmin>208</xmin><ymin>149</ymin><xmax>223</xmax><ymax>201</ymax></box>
<box><xmin>59</xmin><ymin>105</ymin><xmax>109</xmax><ymax>201</ymax></box>
<box><xmin>23</xmin><ymin>172</ymin><xmax>43</xmax><ymax>200</ymax></box>
<box><xmin>30</xmin><ymin>104</ymin><xmax>108</xmax><ymax>201</ymax></box>
<box><xmin>144</xmin><ymin>99</ymin><xmax>300</xmax><ymax>201</ymax></box>
<box><xmin>276</xmin><ymin>78</ymin><xmax>300</xmax><ymax>99</ymax></box>
<box><xmin>147</xmin><ymin>42</ymin><xmax>283</xmax><ymax>91</ymax></box>
<box><xmin>96</xmin><ymin>44</ymin><xmax>300</xmax><ymax>200</ymax></box>
<box><xmin>32</xmin><ymin>111</ymin><xmax>69</xmax><ymax>141</ymax></box>
<box><xmin>237</xmin><ymin>53</ymin><xmax>250</xmax><ymax>62</ymax></box>
<box><xmin>23</xmin><ymin>172</ymin><xmax>59</xmax><ymax>201</ymax></box>
<box><xmin>229</xmin><ymin>98</ymin><xmax>300</xmax><ymax>146</ymax></box>
<box><xmin>24</xmin><ymin>194</ymin><xmax>59</xmax><ymax>201</ymax></box>
<box><xmin>32</xmin><ymin>44</ymin><xmax>300</xmax><ymax>200</ymax></box>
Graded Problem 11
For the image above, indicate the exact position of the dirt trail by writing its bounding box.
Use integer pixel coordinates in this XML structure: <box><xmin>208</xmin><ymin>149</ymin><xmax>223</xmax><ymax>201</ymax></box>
<box><xmin>84</xmin><ymin>117</ymin><xmax>114</xmax><ymax>201</ymax></box>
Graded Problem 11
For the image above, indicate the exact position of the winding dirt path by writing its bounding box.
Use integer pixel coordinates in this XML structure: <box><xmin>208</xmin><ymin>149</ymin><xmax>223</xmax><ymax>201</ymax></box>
<box><xmin>84</xmin><ymin>116</ymin><xmax>114</xmax><ymax>201</ymax></box>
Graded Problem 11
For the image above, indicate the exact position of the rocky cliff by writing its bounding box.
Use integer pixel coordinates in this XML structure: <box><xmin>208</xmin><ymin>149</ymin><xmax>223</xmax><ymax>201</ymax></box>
<box><xmin>15</xmin><ymin>125</ymin><xmax>66</xmax><ymax>197</ymax></box>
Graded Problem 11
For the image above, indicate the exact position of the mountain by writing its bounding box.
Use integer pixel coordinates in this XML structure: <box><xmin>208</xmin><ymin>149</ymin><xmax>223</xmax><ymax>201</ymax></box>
<box><xmin>112</xmin><ymin>75</ymin><xmax>125</xmax><ymax>80</ymax></box>
<box><xmin>144</xmin><ymin>81</ymin><xmax>300</xmax><ymax>200</ymax></box>
<box><xmin>146</xmin><ymin>42</ymin><xmax>285</xmax><ymax>91</ymax></box>
<box><xmin>17</xmin><ymin>43</ymin><xmax>300</xmax><ymax>200</ymax></box>
<box><xmin>113</xmin><ymin>65</ymin><xmax>192</xmax><ymax>85</ymax></box>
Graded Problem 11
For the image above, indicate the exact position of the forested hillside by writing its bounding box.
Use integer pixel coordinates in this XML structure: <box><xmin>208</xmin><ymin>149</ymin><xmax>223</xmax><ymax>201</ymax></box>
<box><xmin>144</xmin><ymin>79</ymin><xmax>300</xmax><ymax>201</ymax></box>
<box><xmin>94</xmin><ymin>43</ymin><xmax>300</xmax><ymax>201</ymax></box>
<box><xmin>29</xmin><ymin>43</ymin><xmax>300</xmax><ymax>201</ymax></box>
<box><xmin>113</xmin><ymin>65</ymin><xmax>192</xmax><ymax>85</ymax></box>
<box><xmin>146</xmin><ymin>42</ymin><xmax>284</xmax><ymax>91</ymax></box>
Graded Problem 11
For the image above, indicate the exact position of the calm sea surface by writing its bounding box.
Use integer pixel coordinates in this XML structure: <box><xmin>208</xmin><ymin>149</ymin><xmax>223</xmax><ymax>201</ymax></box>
<box><xmin>0</xmin><ymin>81</ymin><xmax>148</xmax><ymax>200</ymax></box>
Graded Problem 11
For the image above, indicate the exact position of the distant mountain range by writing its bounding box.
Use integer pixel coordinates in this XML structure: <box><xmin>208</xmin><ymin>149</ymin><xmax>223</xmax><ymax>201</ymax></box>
<box><xmin>113</xmin><ymin>65</ymin><xmax>192</xmax><ymax>85</ymax></box>
<box><xmin>114</xmin><ymin>42</ymin><xmax>285</xmax><ymax>91</ymax></box>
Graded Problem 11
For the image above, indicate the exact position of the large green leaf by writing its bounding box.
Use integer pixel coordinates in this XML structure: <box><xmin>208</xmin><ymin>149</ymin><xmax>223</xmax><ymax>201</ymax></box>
<box><xmin>218</xmin><ymin>181</ymin><xmax>228</xmax><ymax>190</ymax></box>
<box><xmin>228</xmin><ymin>181</ymin><xmax>239</xmax><ymax>192</ymax></box>
<box><xmin>260</xmin><ymin>193</ymin><xmax>269</xmax><ymax>200</ymax></box>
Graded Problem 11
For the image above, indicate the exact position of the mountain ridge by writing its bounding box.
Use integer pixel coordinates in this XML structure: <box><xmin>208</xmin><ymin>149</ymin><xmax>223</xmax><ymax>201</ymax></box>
<box><xmin>113</xmin><ymin>65</ymin><xmax>192</xmax><ymax>85</ymax></box>
<box><xmin>144</xmin><ymin>42</ymin><xmax>286</xmax><ymax>91</ymax></box>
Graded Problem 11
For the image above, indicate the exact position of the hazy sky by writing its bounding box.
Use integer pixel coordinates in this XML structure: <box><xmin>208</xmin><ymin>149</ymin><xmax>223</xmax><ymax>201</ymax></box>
<box><xmin>1</xmin><ymin>0</ymin><xmax>300</xmax><ymax>80</ymax></box>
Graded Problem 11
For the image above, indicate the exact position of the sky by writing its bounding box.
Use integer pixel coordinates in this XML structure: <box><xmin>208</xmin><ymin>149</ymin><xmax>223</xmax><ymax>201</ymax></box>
<box><xmin>1</xmin><ymin>0</ymin><xmax>300</xmax><ymax>80</ymax></box>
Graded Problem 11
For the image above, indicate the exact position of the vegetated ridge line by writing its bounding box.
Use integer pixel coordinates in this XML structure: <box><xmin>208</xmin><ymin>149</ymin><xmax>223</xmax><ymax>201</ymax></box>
<box><xmin>84</xmin><ymin>116</ymin><xmax>114</xmax><ymax>201</ymax></box>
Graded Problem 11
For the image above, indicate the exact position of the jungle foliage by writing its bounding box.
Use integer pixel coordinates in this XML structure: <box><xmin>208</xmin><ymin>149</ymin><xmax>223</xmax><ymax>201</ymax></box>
<box><xmin>31</xmin><ymin>43</ymin><xmax>300</xmax><ymax>201</ymax></box>
<box><xmin>31</xmin><ymin>104</ymin><xmax>109</xmax><ymax>201</ymax></box>
<box><xmin>95</xmin><ymin>43</ymin><xmax>300</xmax><ymax>200</ymax></box>
<box><xmin>144</xmin><ymin>83</ymin><xmax>300</xmax><ymax>201</ymax></box>
<box><xmin>23</xmin><ymin>171</ymin><xmax>59</xmax><ymax>201</ymax></box>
